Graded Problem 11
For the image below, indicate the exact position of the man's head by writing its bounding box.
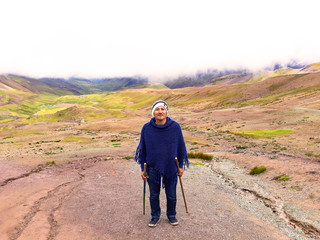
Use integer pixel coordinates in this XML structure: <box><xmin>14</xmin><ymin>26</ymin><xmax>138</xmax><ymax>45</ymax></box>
<box><xmin>152</xmin><ymin>100</ymin><xmax>169</xmax><ymax>117</ymax></box>
<box><xmin>151</xmin><ymin>100</ymin><xmax>169</xmax><ymax>124</ymax></box>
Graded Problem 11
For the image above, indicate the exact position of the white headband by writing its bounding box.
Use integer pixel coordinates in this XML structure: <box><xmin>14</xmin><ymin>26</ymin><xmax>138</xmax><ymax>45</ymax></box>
<box><xmin>151</xmin><ymin>101</ymin><xmax>169</xmax><ymax>116</ymax></box>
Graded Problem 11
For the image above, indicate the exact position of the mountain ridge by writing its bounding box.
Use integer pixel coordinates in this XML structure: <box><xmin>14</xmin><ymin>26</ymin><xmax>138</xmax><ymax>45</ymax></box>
<box><xmin>0</xmin><ymin>62</ymin><xmax>319</xmax><ymax>115</ymax></box>
<box><xmin>1</xmin><ymin>65</ymin><xmax>319</xmax><ymax>124</ymax></box>
<box><xmin>1</xmin><ymin>62</ymin><xmax>319</xmax><ymax>96</ymax></box>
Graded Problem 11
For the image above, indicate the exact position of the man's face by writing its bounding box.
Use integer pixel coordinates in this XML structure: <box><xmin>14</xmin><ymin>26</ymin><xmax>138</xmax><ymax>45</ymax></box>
<box><xmin>154</xmin><ymin>106</ymin><xmax>167</xmax><ymax>122</ymax></box>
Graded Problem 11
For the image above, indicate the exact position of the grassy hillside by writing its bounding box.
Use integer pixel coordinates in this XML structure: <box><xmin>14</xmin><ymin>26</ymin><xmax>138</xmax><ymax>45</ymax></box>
<box><xmin>0</xmin><ymin>67</ymin><xmax>319</xmax><ymax>128</ymax></box>
<box><xmin>2</xmin><ymin>75</ymin><xmax>85</xmax><ymax>95</ymax></box>
<box><xmin>0</xmin><ymin>75</ymin><xmax>152</xmax><ymax>121</ymax></box>
<box><xmin>0</xmin><ymin>75</ymin><xmax>150</xmax><ymax>97</ymax></box>
<box><xmin>162</xmin><ymin>63</ymin><xmax>320</xmax><ymax>88</ymax></box>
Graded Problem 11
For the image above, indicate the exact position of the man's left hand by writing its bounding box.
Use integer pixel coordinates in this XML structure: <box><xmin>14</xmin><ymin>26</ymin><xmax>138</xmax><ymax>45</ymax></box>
<box><xmin>178</xmin><ymin>168</ymin><xmax>184</xmax><ymax>177</ymax></box>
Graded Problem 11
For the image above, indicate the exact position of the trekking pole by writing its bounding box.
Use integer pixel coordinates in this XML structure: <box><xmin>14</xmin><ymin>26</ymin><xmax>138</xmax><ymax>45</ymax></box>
<box><xmin>175</xmin><ymin>157</ymin><xmax>188</xmax><ymax>213</ymax></box>
<box><xmin>143</xmin><ymin>163</ymin><xmax>147</xmax><ymax>215</ymax></box>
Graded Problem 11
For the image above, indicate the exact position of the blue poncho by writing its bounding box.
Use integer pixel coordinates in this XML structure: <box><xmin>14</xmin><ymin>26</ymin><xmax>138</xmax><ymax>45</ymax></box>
<box><xmin>135</xmin><ymin>117</ymin><xmax>189</xmax><ymax>187</ymax></box>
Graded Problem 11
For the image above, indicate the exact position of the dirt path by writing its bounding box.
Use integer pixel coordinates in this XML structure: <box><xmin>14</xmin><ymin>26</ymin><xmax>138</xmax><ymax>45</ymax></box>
<box><xmin>1</xmin><ymin>155</ymin><xmax>316</xmax><ymax>240</ymax></box>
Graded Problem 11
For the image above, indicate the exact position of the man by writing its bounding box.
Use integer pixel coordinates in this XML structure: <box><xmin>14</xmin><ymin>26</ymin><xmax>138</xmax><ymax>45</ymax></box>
<box><xmin>135</xmin><ymin>100</ymin><xmax>189</xmax><ymax>227</ymax></box>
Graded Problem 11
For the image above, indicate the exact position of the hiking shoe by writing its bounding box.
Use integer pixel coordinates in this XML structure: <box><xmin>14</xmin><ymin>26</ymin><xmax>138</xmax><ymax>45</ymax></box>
<box><xmin>148</xmin><ymin>218</ymin><xmax>160</xmax><ymax>227</ymax></box>
<box><xmin>168</xmin><ymin>217</ymin><xmax>179</xmax><ymax>226</ymax></box>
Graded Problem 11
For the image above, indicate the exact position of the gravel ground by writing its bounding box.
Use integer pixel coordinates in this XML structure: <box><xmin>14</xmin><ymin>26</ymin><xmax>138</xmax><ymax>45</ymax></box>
<box><xmin>53</xmin><ymin>159</ymin><xmax>293</xmax><ymax>240</ymax></box>
<box><xmin>0</xmin><ymin>156</ymin><xmax>318</xmax><ymax>240</ymax></box>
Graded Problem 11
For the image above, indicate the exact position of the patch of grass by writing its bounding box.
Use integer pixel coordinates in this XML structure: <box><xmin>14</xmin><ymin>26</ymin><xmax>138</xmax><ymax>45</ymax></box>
<box><xmin>188</xmin><ymin>152</ymin><xmax>213</xmax><ymax>160</ymax></box>
<box><xmin>231</xmin><ymin>129</ymin><xmax>295</xmax><ymax>138</ymax></box>
<box><xmin>123</xmin><ymin>156</ymin><xmax>133</xmax><ymax>160</ymax></box>
<box><xmin>64</xmin><ymin>135</ymin><xmax>92</xmax><ymax>142</ymax></box>
<box><xmin>0</xmin><ymin>118</ymin><xmax>16</xmax><ymax>123</ymax></box>
<box><xmin>190</xmin><ymin>162</ymin><xmax>205</xmax><ymax>166</ymax></box>
<box><xmin>190</xmin><ymin>147</ymin><xmax>199</xmax><ymax>151</ymax></box>
<box><xmin>305</xmin><ymin>153</ymin><xmax>320</xmax><ymax>158</ymax></box>
<box><xmin>35</xmin><ymin>106</ymin><xmax>68</xmax><ymax>115</ymax></box>
<box><xmin>275</xmin><ymin>174</ymin><xmax>290</xmax><ymax>181</ymax></box>
<box><xmin>3</xmin><ymin>136</ymin><xmax>14</xmax><ymax>139</ymax></box>
<box><xmin>235</xmin><ymin>145</ymin><xmax>249</xmax><ymax>149</ymax></box>
<box><xmin>44</xmin><ymin>151</ymin><xmax>55</xmax><ymax>155</ymax></box>
<box><xmin>0</xmin><ymin>124</ymin><xmax>12</xmax><ymax>133</ymax></box>
<box><xmin>249</xmin><ymin>166</ymin><xmax>267</xmax><ymax>175</ymax></box>
<box><xmin>46</xmin><ymin>161</ymin><xmax>56</xmax><ymax>165</ymax></box>
<box><xmin>0</xmin><ymin>91</ymin><xmax>11</xmax><ymax>103</ymax></box>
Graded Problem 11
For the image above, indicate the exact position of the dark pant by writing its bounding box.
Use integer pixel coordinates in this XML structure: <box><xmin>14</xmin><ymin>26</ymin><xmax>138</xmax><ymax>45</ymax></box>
<box><xmin>147</xmin><ymin>166</ymin><xmax>177</xmax><ymax>219</ymax></box>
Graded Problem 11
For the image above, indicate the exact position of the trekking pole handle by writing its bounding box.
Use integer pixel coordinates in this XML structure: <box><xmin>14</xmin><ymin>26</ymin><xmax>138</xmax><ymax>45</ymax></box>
<box><xmin>175</xmin><ymin>157</ymin><xmax>179</xmax><ymax>171</ymax></box>
<box><xmin>143</xmin><ymin>163</ymin><xmax>147</xmax><ymax>176</ymax></box>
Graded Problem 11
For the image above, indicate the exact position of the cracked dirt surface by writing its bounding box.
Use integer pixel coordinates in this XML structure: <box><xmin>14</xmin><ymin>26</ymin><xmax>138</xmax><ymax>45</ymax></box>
<box><xmin>0</xmin><ymin>162</ymin><xmax>83</xmax><ymax>240</ymax></box>
<box><xmin>0</xmin><ymin>153</ymin><xmax>318</xmax><ymax>240</ymax></box>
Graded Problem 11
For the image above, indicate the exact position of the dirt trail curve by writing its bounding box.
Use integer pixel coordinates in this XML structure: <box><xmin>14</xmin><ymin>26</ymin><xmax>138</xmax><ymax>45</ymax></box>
<box><xmin>0</xmin><ymin>157</ymin><xmax>317</xmax><ymax>240</ymax></box>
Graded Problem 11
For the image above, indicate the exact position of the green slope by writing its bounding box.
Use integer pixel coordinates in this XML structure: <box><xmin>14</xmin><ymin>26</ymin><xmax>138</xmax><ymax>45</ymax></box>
<box><xmin>1</xmin><ymin>68</ymin><xmax>320</xmax><ymax>127</ymax></box>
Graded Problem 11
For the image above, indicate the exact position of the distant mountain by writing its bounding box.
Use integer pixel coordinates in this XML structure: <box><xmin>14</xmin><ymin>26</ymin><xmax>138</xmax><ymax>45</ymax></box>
<box><xmin>210</xmin><ymin>72</ymin><xmax>253</xmax><ymax>85</ymax></box>
<box><xmin>1</xmin><ymin>63</ymin><xmax>320</xmax><ymax>123</ymax></box>
<box><xmin>1</xmin><ymin>62</ymin><xmax>319</xmax><ymax>99</ymax></box>
<box><xmin>296</xmin><ymin>63</ymin><xmax>320</xmax><ymax>74</ymax></box>
<box><xmin>266</xmin><ymin>60</ymin><xmax>307</xmax><ymax>71</ymax></box>
<box><xmin>0</xmin><ymin>75</ymin><xmax>85</xmax><ymax>95</ymax></box>
<box><xmin>69</xmin><ymin>77</ymin><xmax>148</xmax><ymax>92</ymax></box>
<box><xmin>163</xmin><ymin>69</ymin><xmax>251</xmax><ymax>89</ymax></box>
<box><xmin>161</xmin><ymin>70</ymin><xmax>320</xmax><ymax>110</ymax></box>
<box><xmin>0</xmin><ymin>75</ymin><xmax>149</xmax><ymax>96</ymax></box>
<box><xmin>162</xmin><ymin>61</ymin><xmax>316</xmax><ymax>89</ymax></box>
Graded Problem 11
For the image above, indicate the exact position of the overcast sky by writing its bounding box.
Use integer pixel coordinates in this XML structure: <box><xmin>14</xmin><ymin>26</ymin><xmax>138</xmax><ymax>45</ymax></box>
<box><xmin>0</xmin><ymin>0</ymin><xmax>319</xmax><ymax>80</ymax></box>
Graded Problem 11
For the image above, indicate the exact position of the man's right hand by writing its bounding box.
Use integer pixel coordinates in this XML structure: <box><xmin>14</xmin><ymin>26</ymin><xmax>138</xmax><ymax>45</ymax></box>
<box><xmin>141</xmin><ymin>171</ymin><xmax>148</xmax><ymax>181</ymax></box>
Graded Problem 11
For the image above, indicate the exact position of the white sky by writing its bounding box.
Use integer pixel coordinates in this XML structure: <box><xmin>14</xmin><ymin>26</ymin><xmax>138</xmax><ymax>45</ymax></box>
<box><xmin>0</xmin><ymin>0</ymin><xmax>319</xmax><ymax>80</ymax></box>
